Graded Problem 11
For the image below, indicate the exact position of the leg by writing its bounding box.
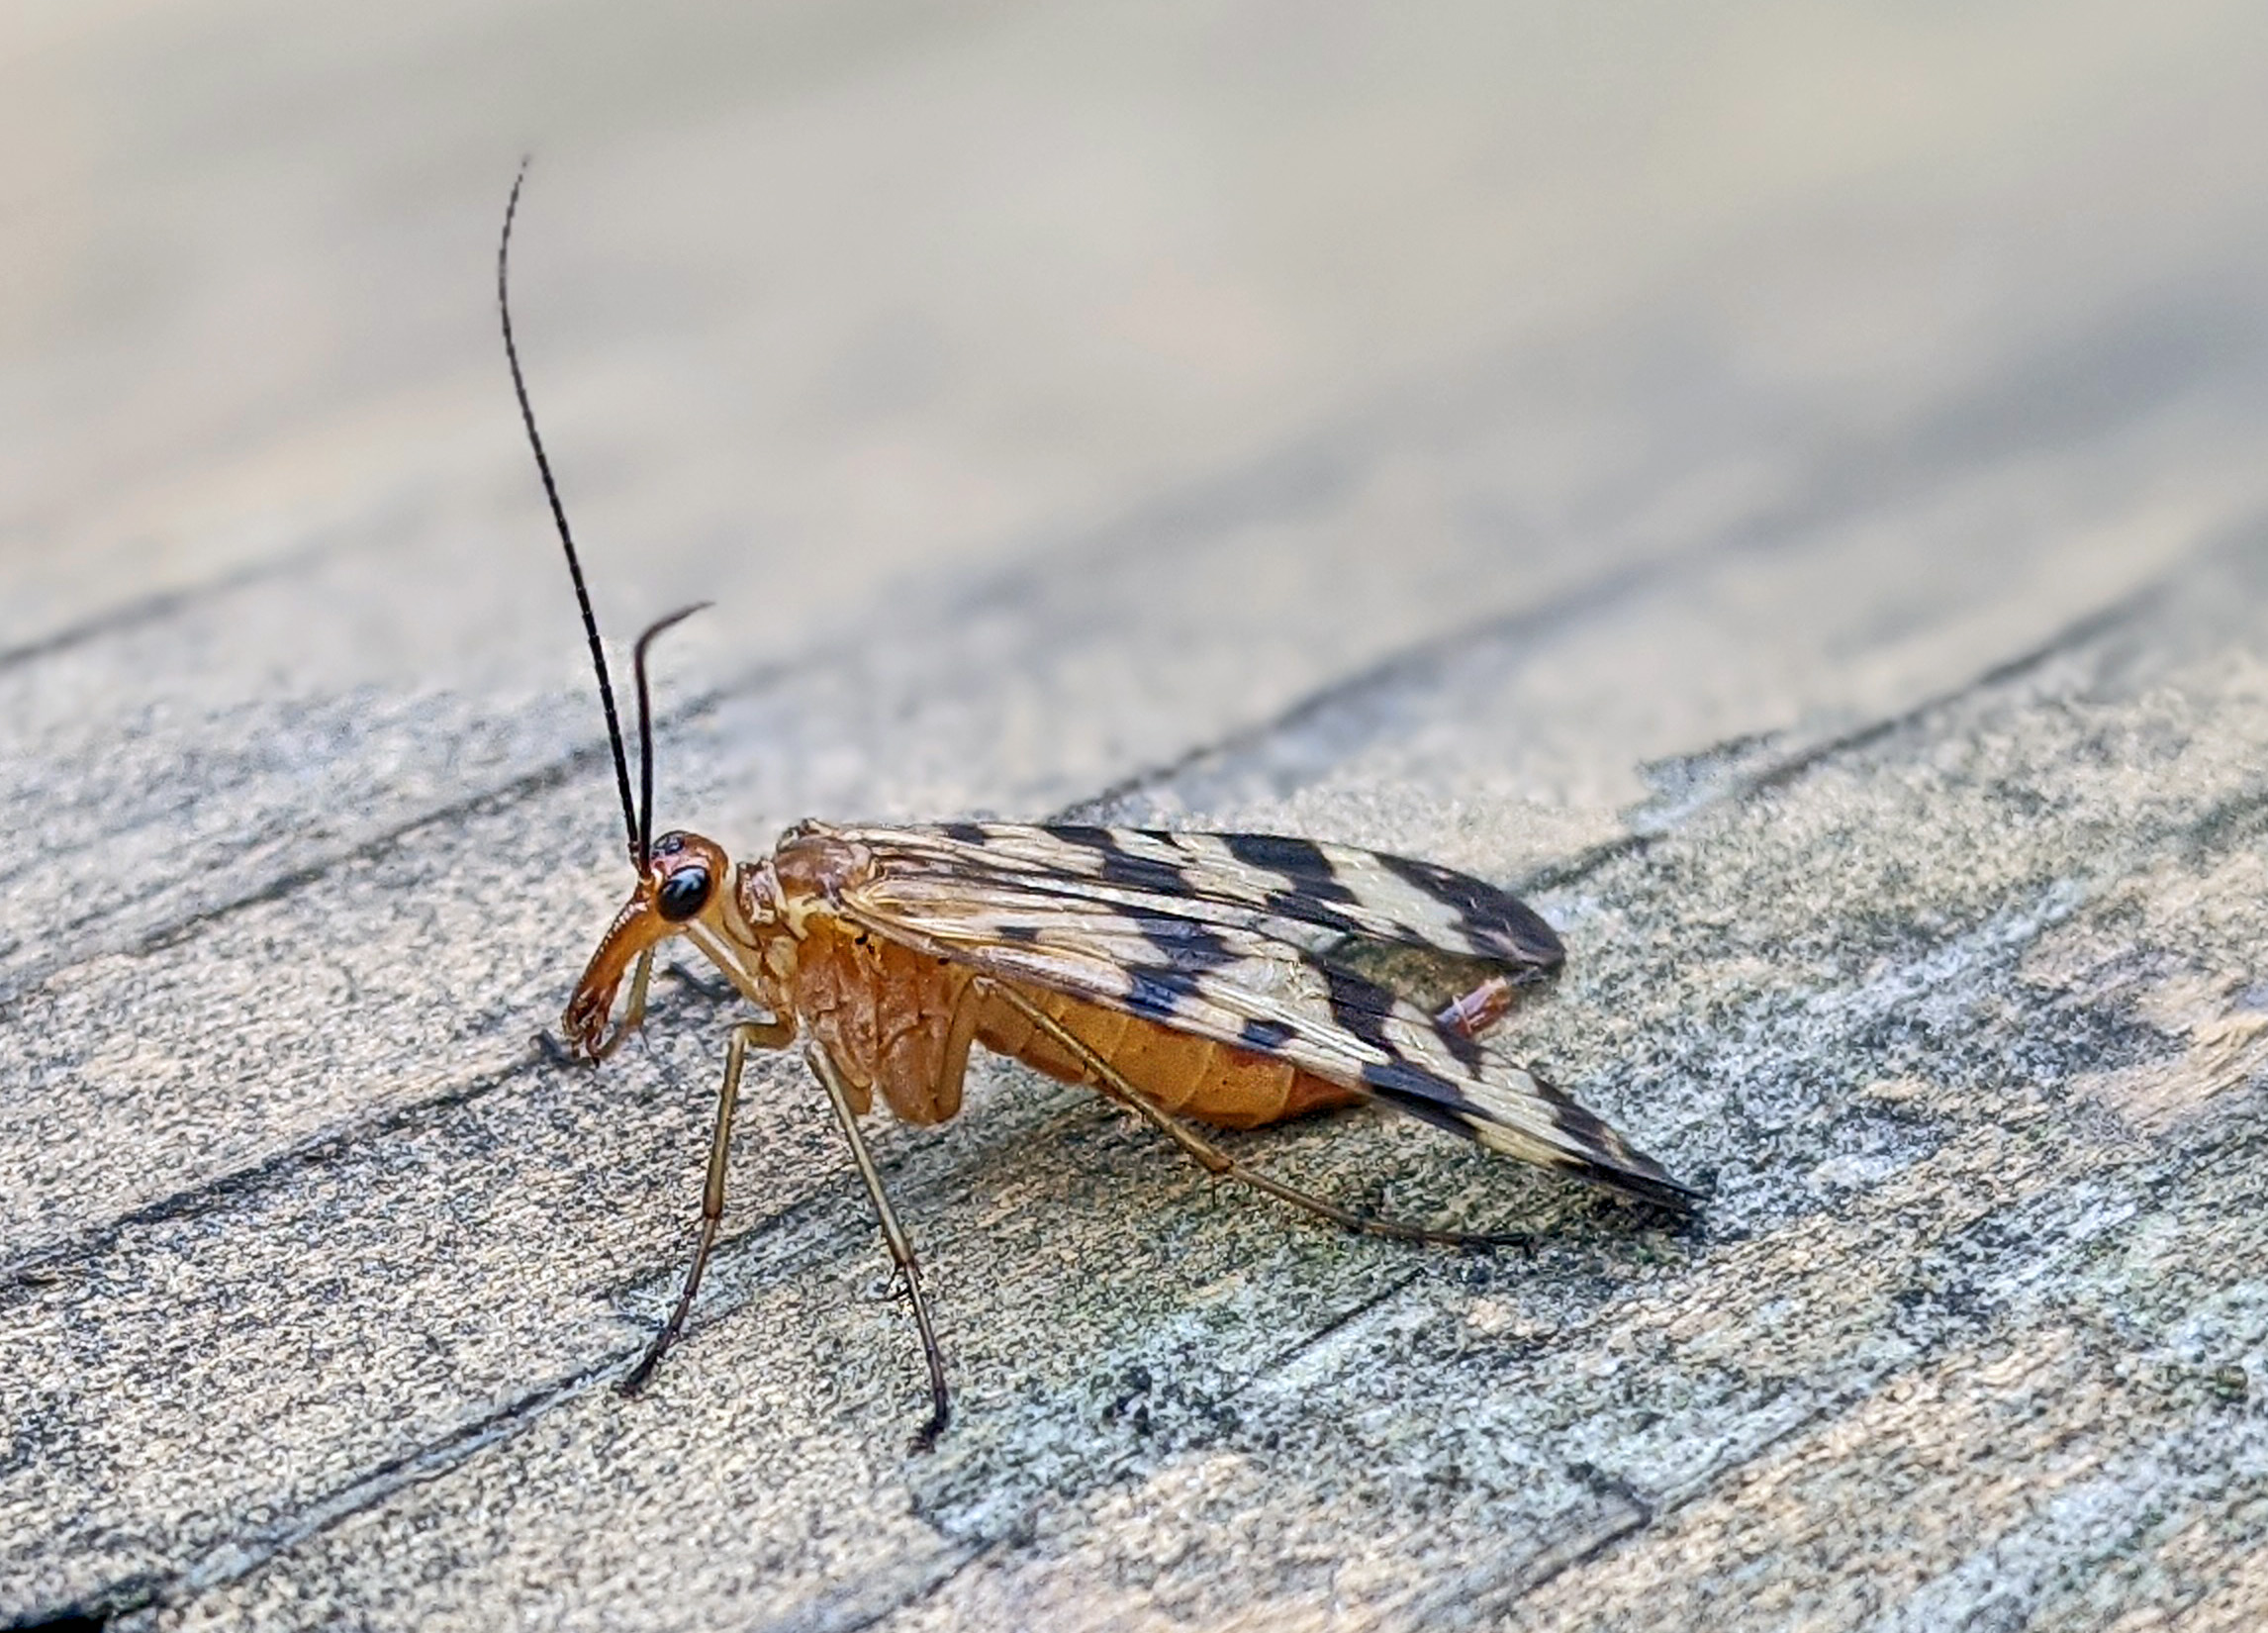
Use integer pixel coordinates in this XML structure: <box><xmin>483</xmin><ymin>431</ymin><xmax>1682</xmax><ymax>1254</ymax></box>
<box><xmin>927</xmin><ymin>971</ymin><xmax>987</xmax><ymax>1123</ymax></box>
<box><xmin>618</xmin><ymin>1014</ymin><xmax>795</xmax><ymax>1395</ymax></box>
<box><xmin>804</xmin><ymin>1043</ymin><xmax>953</xmax><ymax>1453</ymax></box>
<box><xmin>985</xmin><ymin>983</ymin><xmax>1527</xmax><ymax>1251</ymax></box>
<box><xmin>1435</xmin><ymin>974</ymin><xmax>1517</xmax><ymax>1040</ymax></box>
<box><xmin>592</xmin><ymin>948</ymin><xmax>657</xmax><ymax>1060</ymax></box>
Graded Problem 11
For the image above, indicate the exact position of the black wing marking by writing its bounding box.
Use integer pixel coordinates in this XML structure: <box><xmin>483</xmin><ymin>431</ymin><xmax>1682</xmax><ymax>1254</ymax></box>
<box><xmin>857</xmin><ymin>823</ymin><xmax>1562</xmax><ymax>974</ymax></box>
<box><xmin>822</xmin><ymin>824</ymin><xmax>1690</xmax><ymax>1211</ymax></box>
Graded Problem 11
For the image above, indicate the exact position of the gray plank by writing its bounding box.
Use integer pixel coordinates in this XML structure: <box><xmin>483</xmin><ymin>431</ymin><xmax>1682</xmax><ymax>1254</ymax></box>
<box><xmin>8</xmin><ymin>3</ymin><xmax>2268</xmax><ymax>1629</ymax></box>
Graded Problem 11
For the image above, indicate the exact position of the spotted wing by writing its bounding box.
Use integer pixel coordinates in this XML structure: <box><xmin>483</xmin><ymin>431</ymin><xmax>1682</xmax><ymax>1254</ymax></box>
<box><xmin>844</xmin><ymin>822</ymin><xmax>1562</xmax><ymax>977</ymax></box>
<box><xmin>828</xmin><ymin>823</ymin><xmax>1691</xmax><ymax>1211</ymax></box>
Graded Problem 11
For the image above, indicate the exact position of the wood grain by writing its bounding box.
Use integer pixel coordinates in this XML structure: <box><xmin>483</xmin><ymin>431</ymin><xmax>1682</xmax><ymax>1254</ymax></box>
<box><xmin>7</xmin><ymin>4</ymin><xmax>2268</xmax><ymax>1628</ymax></box>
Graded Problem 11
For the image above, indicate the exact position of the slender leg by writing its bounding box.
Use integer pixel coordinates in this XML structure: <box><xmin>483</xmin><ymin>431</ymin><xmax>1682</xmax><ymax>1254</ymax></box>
<box><xmin>1434</xmin><ymin>974</ymin><xmax>1517</xmax><ymax>1040</ymax></box>
<box><xmin>618</xmin><ymin>1014</ymin><xmax>795</xmax><ymax>1395</ymax></box>
<box><xmin>804</xmin><ymin>1043</ymin><xmax>954</xmax><ymax>1453</ymax></box>
<box><xmin>593</xmin><ymin>948</ymin><xmax>657</xmax><ymax>1060</ymax></box>
<box><xmin>927</xmin><ymin>972</ymin><xmax>987</xmax><ymax>1123</ymax></box>
<box><xmin>986</xmin><ymin>983</ymin><xmax>1527</xmax><ymax>1251</ymax></box>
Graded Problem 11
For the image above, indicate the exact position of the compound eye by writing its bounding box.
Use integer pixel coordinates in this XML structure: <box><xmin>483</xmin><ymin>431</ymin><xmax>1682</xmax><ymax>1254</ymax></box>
<box><xmin>655</xmin><ymin>864</ymin><xmax>712</xmax><ymax>923</ymax></box>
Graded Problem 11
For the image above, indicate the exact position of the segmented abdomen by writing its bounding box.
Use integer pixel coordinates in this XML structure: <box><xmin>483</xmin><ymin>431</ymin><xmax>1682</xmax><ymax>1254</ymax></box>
<box><xmin>973</xmin><ymin>984</ymin><xmax>1361</xmax><ymax>1128</ymax></box>
<box><xmin>793</xmin><ymin>919</ymin><xmax>1360</xmax><ymax>1129</ymax></box>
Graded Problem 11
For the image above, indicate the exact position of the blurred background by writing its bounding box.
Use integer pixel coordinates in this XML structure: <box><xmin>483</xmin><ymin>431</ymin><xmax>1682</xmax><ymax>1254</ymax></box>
<box><xmin>14</xmin><ymin>0</ymin><xmax>2268</xmax><ymax>1011</ymax></box>
<box><xmin>11</xmin><ymin>0</ymin><xmax>2268</xmax><ymax>680</ymax></box>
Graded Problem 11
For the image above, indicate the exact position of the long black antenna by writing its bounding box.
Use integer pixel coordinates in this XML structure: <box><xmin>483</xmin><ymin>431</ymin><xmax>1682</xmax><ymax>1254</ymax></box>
<box><xmin>498</xmin><ymin>158</ymin><xmax>641</xmax><ymax>870</ymax></box>
<box><xmin>633</xmin><ymin>603</ymin><xmax>709</xmax><ymax>868</ymax></box>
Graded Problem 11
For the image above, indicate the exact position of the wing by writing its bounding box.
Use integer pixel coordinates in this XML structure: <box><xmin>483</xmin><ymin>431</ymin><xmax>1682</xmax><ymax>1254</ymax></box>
<box><xmin>821</xmin><ymin>822</ymin><xmax>1692</xmax><ymax>1212</ymax></box>
<box><xmin>839</xmin><ymin>821</ymin><xmax>1563</xmax><ymax>975</ymax></box>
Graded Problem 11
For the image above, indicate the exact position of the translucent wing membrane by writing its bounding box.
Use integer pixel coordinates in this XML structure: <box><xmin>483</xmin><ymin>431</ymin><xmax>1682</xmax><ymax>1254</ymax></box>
<box><xmin>825</xmin><ymin>823</ymin><xmax>1692</xmax><ymax>1211</ymax></box>
<box><xmin>842</xmin><ymin>821</ymin><xmax>1563</xmax><ymax>965</ymax></box>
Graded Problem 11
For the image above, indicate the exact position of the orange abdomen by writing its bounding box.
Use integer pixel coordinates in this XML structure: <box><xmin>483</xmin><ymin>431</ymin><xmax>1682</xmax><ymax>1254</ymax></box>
<box><xmin>792</xmin><ymin>919</ymin><xmax>1359</xmax><ymax>1129</ymax></box>
<box><xmin>975</xmin><ymin>985</ymin><xmax>1361</xmax><ymax>1128</ymax></box>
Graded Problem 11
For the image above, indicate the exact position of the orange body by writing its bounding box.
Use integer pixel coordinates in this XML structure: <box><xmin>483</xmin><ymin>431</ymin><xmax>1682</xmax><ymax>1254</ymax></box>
<box><xmin>793</xmin><ymin>917</ymin><xmax>1362</xmax><ymax>1128</ymax></box>
<box><xmin>566</xmin><ymin>823</ymin><xmax>1361</xmax><ymax>1130</ymax></box>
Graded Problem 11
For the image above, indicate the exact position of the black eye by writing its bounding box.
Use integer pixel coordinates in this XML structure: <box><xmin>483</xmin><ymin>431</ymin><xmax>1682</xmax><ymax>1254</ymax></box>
<box><xmin>656</xmin><ymin>865</ymin><xmax>711</xmax><ymax>922</ymax></box>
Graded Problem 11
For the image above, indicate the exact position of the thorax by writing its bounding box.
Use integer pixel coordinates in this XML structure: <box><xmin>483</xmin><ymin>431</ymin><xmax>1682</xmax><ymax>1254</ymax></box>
<box><xmin>689</xmin><ymin>821</ymin><xmax>877</xmax><ymax>1019</ymax></box>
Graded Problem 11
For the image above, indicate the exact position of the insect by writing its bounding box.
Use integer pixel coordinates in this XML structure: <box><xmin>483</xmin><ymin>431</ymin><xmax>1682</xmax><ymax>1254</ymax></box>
<box><xmin>497</xmin><ymin>166</ymin><xmax>1695</xmax><ymax>1450</ymax></box>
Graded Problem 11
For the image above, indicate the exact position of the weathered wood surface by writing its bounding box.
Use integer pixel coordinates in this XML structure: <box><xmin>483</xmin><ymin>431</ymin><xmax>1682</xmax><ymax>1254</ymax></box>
<box><xmin>9</xmin><ymin>5</ymin><xmax>2268</xmax><ymax>1629</ymax></box>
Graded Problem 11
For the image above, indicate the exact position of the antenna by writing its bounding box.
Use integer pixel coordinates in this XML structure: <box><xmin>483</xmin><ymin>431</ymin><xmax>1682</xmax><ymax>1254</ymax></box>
<box><xmin>497</xmin><ymin>158</ymin><xmax>642</xmax><ymax>869</ymax></box>
<box><xmin>633</xmin><ymin>603</ymin><xmax>709</xmax><ymax>868</ymax></box>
